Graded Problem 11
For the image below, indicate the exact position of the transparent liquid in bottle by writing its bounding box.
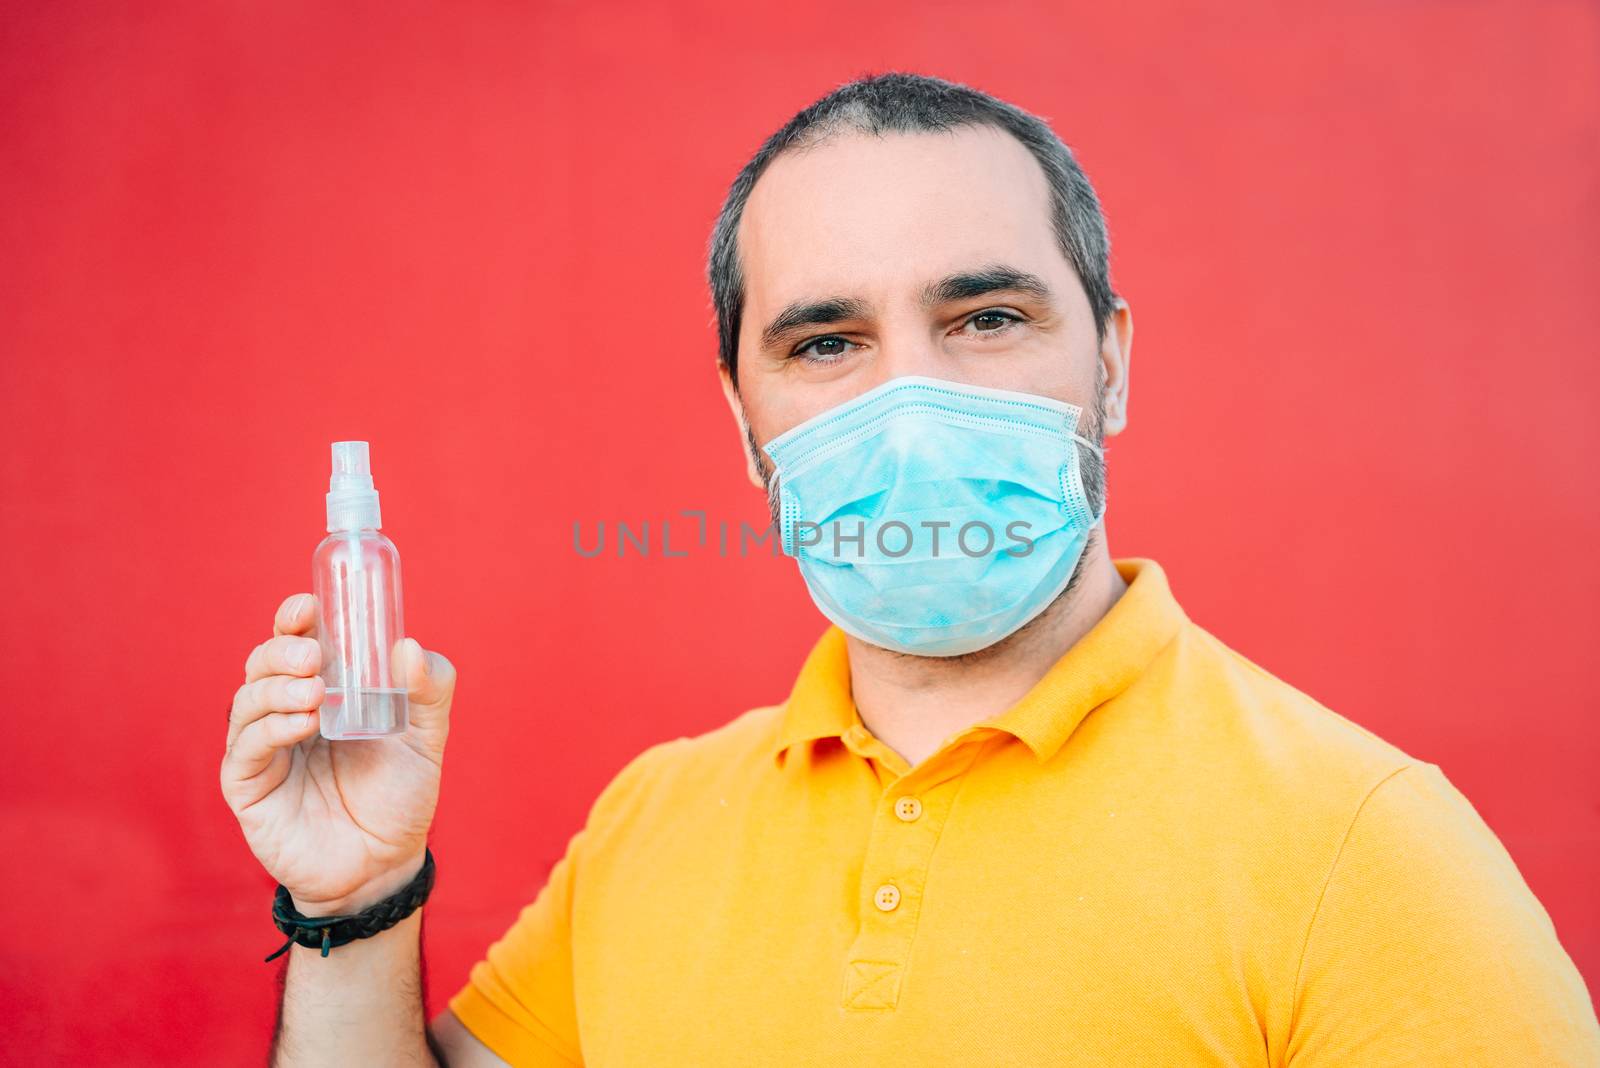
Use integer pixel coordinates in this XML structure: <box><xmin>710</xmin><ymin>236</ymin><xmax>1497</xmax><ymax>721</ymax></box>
<box><xmin>313</xmin><ymin>442</ymin><xmax>409</xmax><ymax>740</ymax></box>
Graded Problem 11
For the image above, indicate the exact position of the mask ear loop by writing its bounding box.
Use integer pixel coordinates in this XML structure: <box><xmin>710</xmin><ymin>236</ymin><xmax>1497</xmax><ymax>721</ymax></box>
<box><xmin>774</xmin><ymin>474</ymin><xmax>801</xmax><ymax>557</ymax></box>
<box><xmin>1084</xmin><ymin>436</ymin><xmax>1108</xmax><ymax>527</ymax></box>
<box><xmin>1061</xmin><ymin>433</ymin><xmax>1107</xmax><ymax>528</ymax></box>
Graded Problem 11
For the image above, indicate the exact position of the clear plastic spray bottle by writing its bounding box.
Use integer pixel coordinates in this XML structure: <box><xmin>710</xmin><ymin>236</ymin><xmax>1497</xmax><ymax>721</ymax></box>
<box><xmin>313</xmin><ymin>441</ymin><xmax>408</xmax><ymax>740</ymax></box>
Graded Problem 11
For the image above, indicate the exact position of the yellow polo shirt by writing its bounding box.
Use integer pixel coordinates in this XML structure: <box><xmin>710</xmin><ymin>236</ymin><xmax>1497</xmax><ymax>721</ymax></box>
<box><xmin>448</xmin><ymin>558</ymin><xmax>1599</xmax><ymax>1065</ymax></box>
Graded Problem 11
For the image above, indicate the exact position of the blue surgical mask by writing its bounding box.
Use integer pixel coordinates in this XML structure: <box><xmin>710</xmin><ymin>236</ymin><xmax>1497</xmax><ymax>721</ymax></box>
<box><xmin>762</xmin><ymin>375</ymin><xmax>1105</xmax><ymax>658</ymax></box>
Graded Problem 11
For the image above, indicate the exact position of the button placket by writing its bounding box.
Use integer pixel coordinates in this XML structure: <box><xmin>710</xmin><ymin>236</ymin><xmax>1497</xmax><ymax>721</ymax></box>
<box><xmin>839</xmin><ymin>738</ymin><xmax>989</xmax><ymax>1012</ymax></box>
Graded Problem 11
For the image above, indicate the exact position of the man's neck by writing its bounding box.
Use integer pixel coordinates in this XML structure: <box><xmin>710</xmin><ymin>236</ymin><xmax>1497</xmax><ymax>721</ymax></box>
<box><xmin>844</xmin><ymin>544</ymin><xmax>1128</xmax><ymax>770</ymax></box>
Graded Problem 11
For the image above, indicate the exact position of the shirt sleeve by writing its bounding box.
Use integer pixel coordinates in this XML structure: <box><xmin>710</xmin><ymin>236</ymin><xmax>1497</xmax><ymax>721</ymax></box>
<box><xmin>1287</xmin><ymin>761</ymin><xmax>1600</xmax><ymax>1066</ymax></box>
<box><xmin>446</xmin><ymin>741</ymin><xmax>675</xmax><ymax>1067</ymax></box>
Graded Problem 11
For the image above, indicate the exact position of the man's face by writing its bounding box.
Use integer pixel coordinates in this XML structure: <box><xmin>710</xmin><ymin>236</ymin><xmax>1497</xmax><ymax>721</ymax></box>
<box><xmin>721</xmin><ymin>124</ymin><xmax>1131</xmax><ymax>491</ymax></box>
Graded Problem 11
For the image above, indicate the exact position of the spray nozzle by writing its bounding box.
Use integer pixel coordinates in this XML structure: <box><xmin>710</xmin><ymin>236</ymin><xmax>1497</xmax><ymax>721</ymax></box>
<box><xmin>326</xmin><ymin>441</ymin><xmax>383</xmax><ymax>531</ymax></box>
<box><xmin>330</xmin><ymin>441</ymin><xmax>374</xmax><ymax>488</ymax></box>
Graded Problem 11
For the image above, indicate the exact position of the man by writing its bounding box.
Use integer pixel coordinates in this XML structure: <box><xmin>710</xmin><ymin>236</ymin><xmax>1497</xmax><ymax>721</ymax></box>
<box><xmin>223</xmin><ymin>72</ymin><xmax>1600</xmax><ymax>1065</ymax></box>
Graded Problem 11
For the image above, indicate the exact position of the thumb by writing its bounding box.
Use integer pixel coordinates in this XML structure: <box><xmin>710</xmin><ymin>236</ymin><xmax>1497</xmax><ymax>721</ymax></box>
<box><xmin>402</xmin><ymin>637</ymin><xmax>454</xmax><ymax>734</ymax></box>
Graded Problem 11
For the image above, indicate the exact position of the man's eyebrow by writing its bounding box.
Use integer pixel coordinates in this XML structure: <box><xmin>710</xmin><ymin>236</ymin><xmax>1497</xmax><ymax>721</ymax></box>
<box><xmin>759</xmin><ymin>296</ymin><xmax>874</xmax><ymax>351</ymax></box>
<box><xmin>756</xmin><ymin>265</ymin><xmax>1054</xmax><ymax>353</ymax></box>
<box><xmin>921</xmin><ymin>264</ymin><xmax>1054</xmax><ymax>307</ymax></box>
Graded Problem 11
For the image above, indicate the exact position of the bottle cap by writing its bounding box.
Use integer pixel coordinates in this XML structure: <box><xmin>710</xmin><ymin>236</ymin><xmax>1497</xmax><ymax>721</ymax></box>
<box><xmin>326</xmin><ymin>441</ymin><xmax>383</xmax><ymax>531</ymax></box>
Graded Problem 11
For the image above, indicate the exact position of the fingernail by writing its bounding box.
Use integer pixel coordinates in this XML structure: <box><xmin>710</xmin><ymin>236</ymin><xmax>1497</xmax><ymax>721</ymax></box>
<box><xmin>288</xmin><ymin>678</ymin><xmax>315</xmax><ymax>705</ymax></box>
<box><xmin>287</xmin><ymin>642</ymin><xmax>312</xmax><ymax>669</ymax></box>
<box><xmin>285</xmin><ymin>594</ymin><xmax>306</xmax><ymax>621</ymax></box>
<box><xmin>291</xmin><ymin>712</ymin><xmax>313</xmax><ymax>727</ymax></box>
<box><xmin>415</xmin><ymin>640</ymin><xmax>432</xmax><ymax>677</ymax></box>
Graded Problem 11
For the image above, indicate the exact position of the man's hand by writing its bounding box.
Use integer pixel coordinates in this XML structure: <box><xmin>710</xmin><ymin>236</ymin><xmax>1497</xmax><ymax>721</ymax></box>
<box><xmin>221</xmin><ymin>592</ymin><xmax>456</xmax><ymax>916</ymax></box>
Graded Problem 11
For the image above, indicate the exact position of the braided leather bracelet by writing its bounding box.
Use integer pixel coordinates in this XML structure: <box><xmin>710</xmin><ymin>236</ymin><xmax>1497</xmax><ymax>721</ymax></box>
<box><xmin>264</xmin><ymin>849</ymin><xmax>436</xmax><ymax>962</ymax></box>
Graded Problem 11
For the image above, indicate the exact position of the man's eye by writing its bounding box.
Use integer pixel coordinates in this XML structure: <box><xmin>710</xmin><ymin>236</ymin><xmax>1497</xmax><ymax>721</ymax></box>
<box><xmin>961</xmin><ymin>310</ymin><xmax>1024</xmax><ymax>336</ymax></box>
<box><xmin>792</xmin><ymin>336</ymin><xmax>855</xmax><ymax>363</ymax></box>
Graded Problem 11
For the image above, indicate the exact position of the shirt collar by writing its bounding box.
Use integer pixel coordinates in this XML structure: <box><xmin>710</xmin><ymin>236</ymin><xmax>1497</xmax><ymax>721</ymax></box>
<box><xmin>771</xmin><ymin>558</ymin><xmax>1188</xmax><ymax>768</ymax></box>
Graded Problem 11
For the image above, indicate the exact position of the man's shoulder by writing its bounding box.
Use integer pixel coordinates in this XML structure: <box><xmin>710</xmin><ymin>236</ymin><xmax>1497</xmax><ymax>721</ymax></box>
<box><xmin>593</xmin><ymin>703</ymin><xmax>786</xmax><ymax>805</ymax></box>
<box><xmin>1144</xmin><ymin>620</ymin><xmax>1426</xmax><ymax>815</ymax></box>
<box><xmin>1134</xmin><ymin>622</ymin><xmax>1536</xmax><ymax>917</ymax></box>
<box><xmin>568</xmin><ymin>706</ymin><xmax>783</xmax><ymax>856</ymax></box>
<box><xmin>660</xmin><ymin>702</ymin><xmax>786</xmax><ymax>777</ymax></box>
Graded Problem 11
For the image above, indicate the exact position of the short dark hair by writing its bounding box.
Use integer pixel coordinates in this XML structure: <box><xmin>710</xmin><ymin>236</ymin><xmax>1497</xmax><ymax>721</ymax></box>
<box><xmin>707</xmin><ymin>70</ymin><xmax>1120</xmax><ymax>386</ymax></box>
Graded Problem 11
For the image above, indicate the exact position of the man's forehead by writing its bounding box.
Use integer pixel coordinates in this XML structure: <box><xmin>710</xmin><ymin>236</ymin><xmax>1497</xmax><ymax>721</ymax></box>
<box><xmin>738</xmin><ymin>125</ymin><xmax>1061</xmax><ymax>308</ymax></box>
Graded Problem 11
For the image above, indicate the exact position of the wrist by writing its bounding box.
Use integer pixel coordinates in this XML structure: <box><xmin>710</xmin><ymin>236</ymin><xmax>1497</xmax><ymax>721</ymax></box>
<box><xmin>267</xmin><ymin>849</ymin><xmax>436</xmax><ymax>963</ymax></box>
<box><xmin>291</xmin><ymin>851</ymin><xmax>428</xmax><ymax>918</ymax></box>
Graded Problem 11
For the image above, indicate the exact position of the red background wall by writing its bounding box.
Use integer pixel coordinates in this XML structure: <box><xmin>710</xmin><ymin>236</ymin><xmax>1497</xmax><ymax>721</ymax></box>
<box><xmin>1</xmin><ymin>2</ymin><xmax>1595</xmax><ymax>1062</ymax></box>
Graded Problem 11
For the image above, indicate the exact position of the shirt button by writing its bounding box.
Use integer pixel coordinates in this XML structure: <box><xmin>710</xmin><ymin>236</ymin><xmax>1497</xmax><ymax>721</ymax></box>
<box><xmin>874</xmin><ymin>883</ymin><xmax>901</xmax><ymax>911</ymax></box>
<box><xmin>894</xmin><ymin>796</ymin><xmax>922</xmax><ymax>822</ymax></box>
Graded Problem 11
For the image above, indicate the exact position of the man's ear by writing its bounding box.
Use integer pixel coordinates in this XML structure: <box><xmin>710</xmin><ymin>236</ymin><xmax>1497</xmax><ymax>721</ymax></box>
<box><xmin>718</xmin><ymin>362</ymin><xmax>767</xmax><ymax>490</ymax></box>
<box><xmin>1099</xmin><ymin>297</ymin><xmax>1133</xmax><ymax>437</ymax></box>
